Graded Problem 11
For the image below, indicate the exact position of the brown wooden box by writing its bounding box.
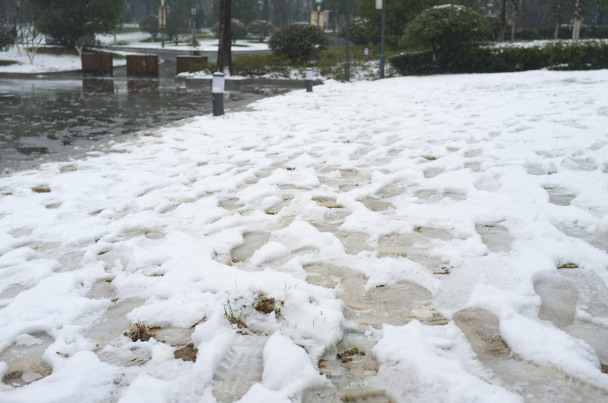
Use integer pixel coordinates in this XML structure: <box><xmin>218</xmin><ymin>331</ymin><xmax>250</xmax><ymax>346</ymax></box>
<box><xmin>81</xmin><ymin>53</ymin><xmax>113</xmax><ymax>75</ymax></box>
<box><xmin>176</xmin><ymin>55</ymin><xmax>208</xmax><ymax>75</ymax></box>
<box><xmin>126</xmin><ymin>54</ymin><xmax>159</xmax><ymax>76</ymax></box>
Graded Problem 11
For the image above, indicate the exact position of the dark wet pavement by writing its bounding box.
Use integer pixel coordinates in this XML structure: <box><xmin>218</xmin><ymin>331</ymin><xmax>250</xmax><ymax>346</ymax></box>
<box><xmin>0</xmin><ymin>61</ymin><xmax>292</xmax><ymax>172</ymax></box>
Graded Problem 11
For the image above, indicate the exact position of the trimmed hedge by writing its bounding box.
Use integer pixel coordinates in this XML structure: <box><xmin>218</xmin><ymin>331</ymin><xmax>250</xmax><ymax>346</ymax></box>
<box><xmin>516</xmin><ymin>25</ymin><xmax>608</xmax><ymax>41</ymax></box>
<box><xmin>268</xmin><ymin>22</ymin><xmax>328</xmax><ymax>62</ymax></box>
<box><xmin>389</xmin><ymin>41</ymin><xmax>608</xmax><ymax>75</ymax></box>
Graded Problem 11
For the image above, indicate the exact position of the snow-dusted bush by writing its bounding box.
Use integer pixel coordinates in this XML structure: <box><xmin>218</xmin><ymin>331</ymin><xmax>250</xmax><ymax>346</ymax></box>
<box><xmin>139</xmin><ymin>15</ymin><xmax>159</xmax><ymax>42</ymax></box>
<box><xmin>211</xmin><ymin>19</ymin><xmax>248</xmax><ymax>44</ymax></box>
<box><xmin>0</xmin><ymin>26</ymin><xmax>13</xmax><ymax>52</ymax></box>
<box><xmin>390</xmin><ymin>40</ymin><xmax>608</xmax><ymax>75</ymax></box>
<box><xmin>268</xmin><ymin>22</ymin><xmax>328</xmax><ymax>62</ymax></box>
<box><xmin>247</xmin><ymin>20</ymin><xmax>275</xmax><ymax>42</ymax></box>
<box><xmin>402</xmin><ymin>5</ymin><xmax>492</xmax><ymax>68</ymax></box>
<box><xmin>338</xmin><ymin>17</ymin><xmax>375</xmax><ymax>45</ymax></box>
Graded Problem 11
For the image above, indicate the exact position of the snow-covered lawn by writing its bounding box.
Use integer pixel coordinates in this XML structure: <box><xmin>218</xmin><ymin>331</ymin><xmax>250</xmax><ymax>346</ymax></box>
<box><xmin>1</xmin><ymin>70</ymin><xmax>608</xmax><ymax>402</ymax></box>
<box><xmin>0</xmin><ymin>47</ymin><xmax>127</xmax><ymax>74</ymax></box>
<box><xmin>97</xmin><ymin>31</ymin><xmax>270</xmax><ymax>52</ymax></box>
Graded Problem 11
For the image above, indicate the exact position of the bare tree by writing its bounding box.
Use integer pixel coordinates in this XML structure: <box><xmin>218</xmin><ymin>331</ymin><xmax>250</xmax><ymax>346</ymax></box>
<box><xmin>217</xmin><ymin>0</ymin><xmax>232</xmax><ymax>73</ymax></box>
<box><xmin>572</xmin><ymin>0</ymin><xmax>585</xmax><ymax>41</ymax></box>
<box><xmin>509</xmin><ymin>0</ymin><xmax>520</xmax><ymax>42</ymax></box>
<box><xmin>499</xmin><ymin>0</ymin><xmax>507</xmax><ymax>41</ymax></box>
<box><xmin>549</xmin><ymin>0</ymin><xmax>568</xmax><ymax>39</ymax></box>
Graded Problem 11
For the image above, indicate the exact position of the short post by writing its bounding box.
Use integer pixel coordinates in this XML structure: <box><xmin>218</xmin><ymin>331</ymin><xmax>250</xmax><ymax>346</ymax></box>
<box><xmin>364</xmin><ymin>48</ymin><xmax>369</xmax><ymax>56</ymax></box>
<box><xmin>212</xmin><ymin>72</ymin><xmax>225</xmax><ymax>116</ymax></box>
<box><xmin>191</xmin><ymin>8</ymin><xmax>196</xmax><ymax>42</ymax></box>
<box><xmin>379</xmin><ymin>0</ymin><xmax>386</xmax><ymax>79</ymax></box>
<box><xmin>344</xmin><ymin>0</ymin><xmax>350</xmax><ymax>82</ymax></box>
<box><xmin>305</xmin><ymin>68</ymin><xmax>313</xmax><ymax>92</ymax></box>
<box><xmin>160</xmin><ymin>0</ymin><xmax>166</xmax><ymax>49</ymax></box>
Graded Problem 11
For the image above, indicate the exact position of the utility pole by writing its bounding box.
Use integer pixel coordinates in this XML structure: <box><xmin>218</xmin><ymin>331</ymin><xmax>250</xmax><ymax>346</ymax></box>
<box><xmin>379</xmin><ymin>0</ymin><xmax>386</xmax><ymax>79</ymax></box>
<box><xmin>217</xmin><ymin>0</ymin><xmax>232</xmax><ymax>73</ymax></box>
<box><xmin>160</xmin><ymin>0</ymin><xmax>166</xmax><ymax>48</ymax></box>
<box><xmin>191</xmin><ymin>8</ymin><xmax>196</xmax><ymax>43</ymax></box>
<box><xmin>344</xmin><ymin>0</ymin><xmax>350</xmax><ymax>81</ymax></box>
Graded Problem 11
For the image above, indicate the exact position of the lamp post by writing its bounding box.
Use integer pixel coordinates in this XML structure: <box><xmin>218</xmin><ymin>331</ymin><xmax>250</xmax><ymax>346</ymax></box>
<box><xmin>160</xmin><ymin>0</ymin><xmax>166</xmax><ymax>48</ymax></box>
<box><xmin>344</xmin><ymin>0</ymin><xmax>350</xmax><ymax>81</ymax></box>
<box><xmin>315</xmin><ymin>0</ymin><xmax>322</xmax><ymax>28</ymax></box>
<box><xmin>379</xmin><ymin>0</ymin><xmax>386</xmax><ymax>79</ymax></box>
<box><xmin>191</xmin><ymin>8</ymin><xmax>196</xmax><ymax>43</ymax></box>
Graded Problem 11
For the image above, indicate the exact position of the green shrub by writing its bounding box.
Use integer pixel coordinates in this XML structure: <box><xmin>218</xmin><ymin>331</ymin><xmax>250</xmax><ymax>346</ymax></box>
<box><xmin>402</xmin><ymin>5</ymin><xmax>492</xmax><ymax>69</ymax></box>
<box><xmin>268</xmin><ymin>22</ymin><xmax>328</xmax><ymax>62</ymax></box>
<box><xmin>232</xmin><ymin>53</ymin><xmax>292</xmax><ymax>76</ymax></box>
<box><xmin>389</xmin><ymin>41</ymin><xmax>608</xmax><ymax>75</ymax></box>
<box><xmin>139</xmin><ymin>15</ymin><xmax>159</xmax><ymax>42</ymax></box>
<box><xmin>0</xmin><ymin>27</ymin><xmax>13</xmax><ymax>52</ymax></box>
<box><xmin>247</xmin><ymin>20</ymin><xmax>275</xmax><ymax>42</ymax></box>
<box><xmin>189</xmin><ymin>61</ymin><xmax>217</xmax><ymax>74</ymax></box>
<box><xmin>211</xmin><ymin>19</ymin><xmax>248</xmax><ymax>44</ymax></box>
<box><xmin>166</xmin><ymin>12</ymin><xmax>189</xmax><ymax>45</ymax></box>
<box><xmin>338</xmin><ymin>17</ymin><xmax>376</xmax><ymax>45</ymax></box>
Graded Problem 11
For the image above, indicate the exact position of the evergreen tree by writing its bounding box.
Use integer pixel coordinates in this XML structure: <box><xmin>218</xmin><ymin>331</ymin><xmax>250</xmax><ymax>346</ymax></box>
<box><xmin>29</xmin><ymin>0</ymin><xmax>123</xmax><ymax>55</ymax></box>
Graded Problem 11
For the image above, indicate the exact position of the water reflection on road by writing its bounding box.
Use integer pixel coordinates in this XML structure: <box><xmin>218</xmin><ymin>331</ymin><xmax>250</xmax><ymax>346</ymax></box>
<box><xmin>0</xmin><ymin>62</ymin><xmax>293</xmax><ymax>171</ymax></box>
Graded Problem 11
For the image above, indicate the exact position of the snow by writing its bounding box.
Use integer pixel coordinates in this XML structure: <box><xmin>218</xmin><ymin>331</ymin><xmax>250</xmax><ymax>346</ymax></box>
<box><xmin>0</xmin><ymin>47</ymin><xmax>127</xmax><ymax>74</ymax></box>
<box><xmin>487</xmin><ymin>39</ymin><xmax>608</xmax><ymax>49</ymax></box>
<box><xmin>97</xmin><ymin>31</ymin><xmax>269</xmax><ymax>52</ymax></box>
<box><xmin>1</xmin><ymin>69</ymin><xmax>608</xmax><ymax>402</ymax></box>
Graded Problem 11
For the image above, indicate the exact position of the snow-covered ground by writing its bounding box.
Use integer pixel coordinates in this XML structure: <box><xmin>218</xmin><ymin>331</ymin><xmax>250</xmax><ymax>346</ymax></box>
<box><xmin>97</xmin><ymin>31</ymin><xmax>269</xmax><ymax>52</ymax></box>
<box><xmin>1</xmin><ymin>70</ymin><xmax>608</xmax><ymax>403</ymax></box>
<box><xmin>488</xmin><ymin>38</ymin><xmax>608</xmax><ymax>48</ymax></box>
<box><xmin>180</xmin><ymin>60</ymin><xmax>398</xmax><ymax>81</ymax></box>
<box><xmin>0</xmin><ymin>47</ymin><xmax>127</xmax><ymax>74</ymax></box>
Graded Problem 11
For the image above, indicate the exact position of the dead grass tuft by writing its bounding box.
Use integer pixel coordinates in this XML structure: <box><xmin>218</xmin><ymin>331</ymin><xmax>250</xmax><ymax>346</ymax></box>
<box><xmin>124</xmin><ymin>320</ymin><xmax>152</xmax><ymax>341</ymax></box>
<box><xmin>336</xmin><ymin>347</ymin><xmax>364</xmax><ymax>363</ymax></box>
<box><xmin>254</xmin><ymin>292</ymin><xmax>283</xmax><ymax>317</ymax></box>
<box><xmin>224</xmin><ymin>303</ymin><xmax>247</xmax><ymax>328</ymax></box>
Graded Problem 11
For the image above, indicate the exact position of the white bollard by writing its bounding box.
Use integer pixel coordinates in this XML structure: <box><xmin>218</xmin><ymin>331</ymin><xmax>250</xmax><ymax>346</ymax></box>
<box><xmin>212</xmin><ymin>72</ymin><xmax>225</xmax><ymax>116</ymax></box>
<box><xmin>305</xmin><ymin>68</ymin><xmax>313</xmax><ymax>92</ymax></box>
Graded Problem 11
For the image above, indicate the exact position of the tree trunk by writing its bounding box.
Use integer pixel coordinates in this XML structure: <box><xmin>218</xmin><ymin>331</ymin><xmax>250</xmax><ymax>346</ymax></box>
<box><xmin>572</xmin><ymin>0</ymin><xmax>583</xmax><ymax>41</ymax></box>
<box><xmin>554</xmin><ymin>4</ymin><xmax>562</xmax><ymax>40</ymax></box>
<box><xmin>499</xmin><ymin>0</ymin><xmax>507</xmax><ymax>42</ymax></box>
<box><xmin>217</xmin><ymin>0</ymin><xmax>232</xmax><ymax>74</ymax></box>
<box><xmin>510</xmin><ymin>0</ymin><xmax>519</xmax><ymax>42</ymax></box>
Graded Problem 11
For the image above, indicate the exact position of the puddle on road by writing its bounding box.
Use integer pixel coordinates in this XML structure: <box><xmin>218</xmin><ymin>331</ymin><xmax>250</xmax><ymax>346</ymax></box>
<box><xmin>475</xmin><ymin>176</ymin><xmax>501</xmax><ymax>192</ymax></box>
<box><xmin>83</xmin><ymin>299</ymin><xmax>145</xmax><ymax>348</ymax></box>
<box><xmin>0</xmin><ymin>333</ymin><xmax>54</xmax><ymax>387</ymax></box>
<box><xmin>558</xmin><ymin>225</ymin><xmax>608</xmax><ymax>253</ymax></box>
<box><xmin>335</xmin><ymin>231</ymin><xmax>374</xmax><ymax>255</ymax></box>
<box><xmin>424</xmin><ymin>168</ymin><xmax>444</xmax><ymax>179</ymax></box>
<box><xmin>535</xmin><ymin>271</ymin><xmax>608</xmax><ymax>365</ymax></box>
<box><xmin>265</xmin><ymin>195</ymin><xmax>293</xmax><ymax>215</ymax></box>
<box><xmin>305</xmin><ymin>332</ymin><xmax>393</xmax><ymax>403</ymax></box>
<box><xmin>453</xmin><ymin>308</ymin><xmax>511</xmax><ymax>358</ymax></box>
<box><xmin>476</xmin><ymin>224</ymin><xmax>513</xmax><ymax>253</ymax></box>
<box><xmin>453</xmin><ymin>307</ymin><xmax>608</xmax><ymax>401</ymax></box>
<box><xmin>304</xmin><ymin>263</ymin><xmax>439</xmax><ymax>327</ymax></box>
<box><xmin>213</xmin><ymin>334</ymin><xmax>267</xmax><ymax>403</ymax></box>
<box><xmin>230</xmin><ymin>231</ymin><xmax>271</xmax><ymax>263</ymax></box>
<box><xmin>219</xmin><ymin>198</ymin><xmax>241</xmax><ymax>211</ymax></box>
<box><xmin>377</xmin><ymin>229</ymin><xmax>452</xmax><ymax>273</ymax></box>
<box><xmin>534</xmin><ymin>273</ymin><xmax>579</xmax><ymax>327</ymax></box>
<box><xmin>360</xmin><ymin>198</ymin><xmax>393</xmax><ymax>212</ymax></box>
<box><xmin>545</xmin><ymin>187</ymin><xmax>576</xmax><ymax>206</ymax></box>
